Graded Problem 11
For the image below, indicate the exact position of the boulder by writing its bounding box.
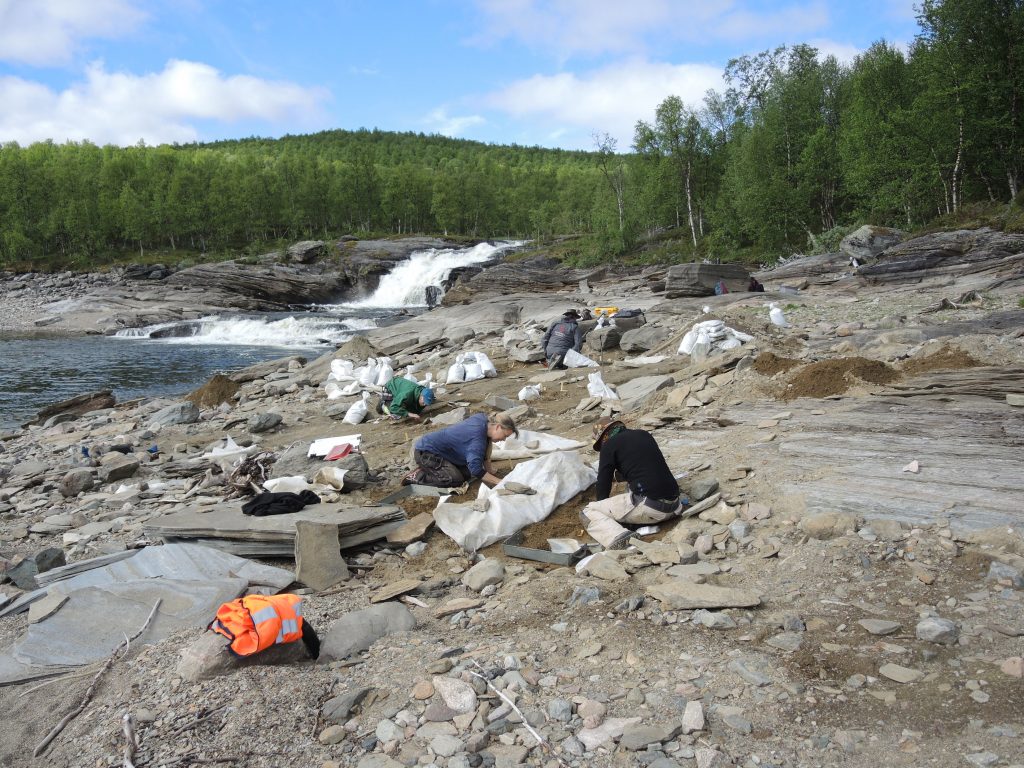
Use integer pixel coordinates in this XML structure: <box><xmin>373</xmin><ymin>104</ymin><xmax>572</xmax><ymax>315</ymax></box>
<box><xmin>462</xmin><ymin>559</ymin><xmax>505</xmax><ymax>592</ymax></box>
<box><xmin>149</xmin><ymin>401</ymin><xmax>200</xmax><ymax>427</ymax></box>
<box><xmin>98</xmin><ymin>453</ymin><xmax>141</xmax><ymax>483</ymax></box>
<box><xmin>586</xmin><ymin>327</ymin><xmax>621</xmax><ymax>351</ymax></box>
<box><xmin>619</xmin><ymin>326</ymin><xmax>669</xmax><ymax>353</ymax></box>
<box><xmin>288</xmin><ymin>240</ymin><xmax>326</xmax><ymax>263</ymax></box>
<box><xmin>31</xmin><ymin>390</ymin><xmax>115</xmax><ymax>426</ymax></box>
<box><xmin>59</xmin><ymin>468</ymin><xmax>95</xmax><ymax>497</ymax></box>
<box><xmin>319</xmin><ymin>603</ymin><xmax>416</xmax><ymax>662</ymax></box>
<box><xmin>664</xmin><ymin>263</ymin><xmax>750</xmax><ymax>298</ymax></box>
<box><xmin>177</xmin><ymin>631</ymin><xmax>312</xmax><ymax>682</ymax></box>
<box><xmin>840</xmin><ymin>225</ymin><xmax>905</xmax><ymax>262</ymax></box>
<box><xmin>248</xmin><ymin>412</ymin><xmax>283</xmax><ymax>434</ymax></box>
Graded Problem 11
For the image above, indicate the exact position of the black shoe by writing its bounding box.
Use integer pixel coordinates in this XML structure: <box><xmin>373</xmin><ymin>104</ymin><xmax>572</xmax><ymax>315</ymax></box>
<box><xmin>606</xmin><ymin>531</ymin><xmax>633</xmax><ymax>550</ymax></box>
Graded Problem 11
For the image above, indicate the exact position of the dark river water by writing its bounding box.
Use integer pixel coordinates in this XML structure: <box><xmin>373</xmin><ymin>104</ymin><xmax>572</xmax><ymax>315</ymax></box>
<box><xmin>0</xmin><ymin>334</ymin><xmax>327</xmax><ymax>430</ymax></box>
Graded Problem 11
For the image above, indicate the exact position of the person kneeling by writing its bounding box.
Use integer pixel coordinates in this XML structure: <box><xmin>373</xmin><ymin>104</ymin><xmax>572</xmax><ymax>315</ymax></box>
<box><xmin>580</xmin><ymin>418</ymin><xmax>688</xmax><ymax>550</ymax></box>
<box><xmin>404</xmin><ymin>412</ymin><xmax>517</xmax><ymax>488</ymax></box>
<box><xmin>377</xmin><ymin>375</ymin><xmax>435</xmax><ymax>421</ymax></box>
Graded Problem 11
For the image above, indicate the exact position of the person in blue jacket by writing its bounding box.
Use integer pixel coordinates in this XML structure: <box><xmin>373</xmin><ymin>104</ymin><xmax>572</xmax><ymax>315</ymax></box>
<box><xmin>404</xmin><ymin>412</ymin><xmax>518</xmax><ymax>488</ymax></box>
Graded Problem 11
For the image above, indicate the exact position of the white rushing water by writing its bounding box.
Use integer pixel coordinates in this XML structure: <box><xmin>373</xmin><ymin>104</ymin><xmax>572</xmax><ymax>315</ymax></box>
<box><xmin>115</xmin><ymin>315</ymin><xmax>376</xmax><ymax>346</ymax></box>
<box><xmin>113</xmin><ymin>241</ymin><xmax>523</xmax><ymax>347</ymax></box>
<box><xmin>341</xmin><ymin>240</ymin><xmax>524</xmax><ymax>308</ymax></box>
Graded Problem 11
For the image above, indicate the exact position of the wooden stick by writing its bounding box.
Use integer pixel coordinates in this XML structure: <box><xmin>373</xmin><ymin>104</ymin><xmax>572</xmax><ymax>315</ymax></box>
<box><xmin>33</xmin><ymin>599</ymin><xmax>162</xmax><ymax>758</ymax></box>
<box><xmin>122</xmin><ymin>712</ymin><xmax>138</xmax><ymax>768</ymax></box>
<box><xmin>467</xmin><ymin>660</ymin><xmax>570</xmax><ymax>768</ymax></box>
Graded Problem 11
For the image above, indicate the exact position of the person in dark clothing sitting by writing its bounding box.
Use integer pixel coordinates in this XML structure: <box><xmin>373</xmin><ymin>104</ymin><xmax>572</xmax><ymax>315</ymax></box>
<box><xmin>747</xmin><ymin>277</ymin><xmax>765</xmax><ymax>292</ymax></box>
<box><xmin>580</xmin><ymin>418</ymin><xmax>687</xmax><ymax>549</ymax></box>
<box><xmin>541</xmin><ymin>309</ymin><xmax>583</xmax><ymax>370</ymax></box>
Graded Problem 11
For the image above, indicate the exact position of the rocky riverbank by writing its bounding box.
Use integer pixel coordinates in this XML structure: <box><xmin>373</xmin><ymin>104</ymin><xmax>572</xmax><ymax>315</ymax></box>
<box><xmin>1</xmin><ymin>228</ymin><xmax>1023</xmax><ymax>768</ymax></box>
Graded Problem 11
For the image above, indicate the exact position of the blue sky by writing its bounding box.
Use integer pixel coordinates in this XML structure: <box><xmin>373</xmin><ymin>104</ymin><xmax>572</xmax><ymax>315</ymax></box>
<box><xmin>0</xmin><ymin>0</ymin><xmax>921</xmax><ymax>151</ymax></box>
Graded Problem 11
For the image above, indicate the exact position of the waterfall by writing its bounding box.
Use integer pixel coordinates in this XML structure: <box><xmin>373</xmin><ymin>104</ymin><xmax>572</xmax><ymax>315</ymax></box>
<box><xmin>344</xmin><ymin>241</ymin><xmax>524</xmax><ymax>308</ymax></box>
<box><xmin>114</xmin><ymin>315</ymin><xmax>375</xmax><ymax>346</ymax></box>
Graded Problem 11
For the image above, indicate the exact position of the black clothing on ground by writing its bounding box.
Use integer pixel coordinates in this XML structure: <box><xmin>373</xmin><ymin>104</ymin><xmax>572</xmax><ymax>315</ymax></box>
<box><xmin>300</xmin><ymin>620</ymin><xmax>321</xmax><ymax>659</ymax></box>
<box><xmin>595</xmin><ymin>428</ymin><xmax>679</xmax><ymax>502</ymax></box>
<box><xmin>241</xmin><ymin>489</ymin><xmax>321</xmax><ymax>516</ymax></box>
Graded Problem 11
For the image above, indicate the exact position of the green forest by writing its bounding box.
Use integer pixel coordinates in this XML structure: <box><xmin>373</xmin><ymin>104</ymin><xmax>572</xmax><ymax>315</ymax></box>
<box><xmin>0</xmin><ymin>0</ymin><xmax>1021</xmax><ymax>271</ymax></box>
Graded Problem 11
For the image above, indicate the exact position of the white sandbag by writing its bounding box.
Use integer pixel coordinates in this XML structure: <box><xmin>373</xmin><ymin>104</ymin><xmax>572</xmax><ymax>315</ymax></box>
<box><xmin>404</xmin><ymin>367</ymin><xmax>418</xmax><ymax>383</ymax></box>
<box><xmin>312</xmin><ymin>467</ymin><xmax>348</xmax><ymax>491</ymax></box>
<box><xmin>476</xmin><ymin>352</ymin><xmax>498</xmax><ymax>378</ymax></box>
<box><xmin>324</xmin><ymin>381</ymin><xmax>348</xmax><ymax>400</ymax></box>
<box><xmin>518</xmin><ymin>384</ymin><xmax>541</xmax><ymax>402</ymax></box>
<box><xmin>326</xmin><ymin>379</ymin><xmax>361</xmax><ymax>399</ymax></box>
<box><xmin>329</xmin><ymin>359</ymin><xmax>355</xmax><ymax>382</ymax></box>
<box><xmin>678</xmin><ymin>329</ymin><xmax>697</xmax><ymax>355</ymax></box>
<box><xmin>433</xmin><ymin>451</ymin><xmax>597</xmax><ymax>552</ymax></box>
<box><xmin>769</xmin><ymin>302</ymin><xmax>790</xmax><ymax>327</ymax></box>
<box><xmin>374</xmin><ymin>362</ymin><xmax>394</xmax><ymax>387</ymax></box>
<box><xmin>563</xmin><ymin>348</ymin><xmax>599</xmax><ymax>368</ymax></box>
<box><xmin>491</xmin><ymin>429</ymin><xmax>587</xmax><ymax>460</ymax></box>
<box><xmin>719</xmin><ymin>338</ymin><xmax>741</xmax><ymax>350</ymax></box>
<box><xmin>587</xmin><ymin>372</ymin><xmax>618</xmax><ymax>400</ymax></box>
<box><xmin>419</xmin><ymin>372</ymin><xmax>434</xmax><ymax>388</ymax></box>
<box><xmin>263</xmin><ymin>475</ymin><xmax>316</xmax><ymax>494</ymax></box>
<box><xmin>307</xmin><ymin>434</ymin><xmax>362</xmax><ymax>457</ymax></box>
<box><xmin>463</xmin><ymin>361</ymin><xmax>485</xmax><ymax>381</ymax></box>
<box><xmin>343</xmin><ymin>392</ymin><xmax>371</xmax><ymax>425</ymax></box>
<box><xmin>357</xmin><ymin>358</ymin><xmax>379</xmax><ymax>387</ymax></box>
<box><xmin>446</xmin><ymin>355</ymin><xmax>466</xmax><ymax>384</ymax></box>
<box><xmin>729</xmin><ymin>328</ymin><xmax>754</xmax><ymax>343</ymax></box>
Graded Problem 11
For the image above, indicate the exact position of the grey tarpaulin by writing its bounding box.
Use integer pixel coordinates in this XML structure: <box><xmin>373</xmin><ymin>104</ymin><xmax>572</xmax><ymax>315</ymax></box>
<box><xmin>0</xmin><ymin>543</ymin><xmax>294</xmax><ymax>685</ymax></box>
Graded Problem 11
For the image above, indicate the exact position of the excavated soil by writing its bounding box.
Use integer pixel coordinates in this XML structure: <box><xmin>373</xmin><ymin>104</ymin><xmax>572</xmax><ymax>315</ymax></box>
<box><xmin>900</xmin><ymin>344</ymin><xmax>984</xmax><ymax>376</ymax></box>
<box><xmin>780</xmin><ymin>357</ymin><xmax>900</xmax><ymax>399</ymax></box>
<box><xmin>752</xmin><ymin>351</ymin><xmax>801</xmax><ymax>376</ymax></box>
<box><xmin>185</xmin><ymin>374</ymin><xmax>241</xmax><ymax>407</ymax></box>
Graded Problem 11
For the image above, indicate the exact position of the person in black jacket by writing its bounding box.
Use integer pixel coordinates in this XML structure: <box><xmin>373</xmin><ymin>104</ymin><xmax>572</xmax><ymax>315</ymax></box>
<box><xmin>580</xmin><ymin>418</ymin><xmax>687</xmax><ymax>549</ymax></box>
<box><xmin>541</xmin><ymin>309</ymin><xmax>583</xmax><ymax>370</ymax></box>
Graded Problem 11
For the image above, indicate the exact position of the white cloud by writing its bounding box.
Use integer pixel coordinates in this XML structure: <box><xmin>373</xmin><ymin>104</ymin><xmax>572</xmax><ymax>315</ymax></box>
<box><xmin>0</xmin><ymin>60</ymin><xmax>330</xmax><ymax>146</ymax></box>
<box><xmin>808</xmin><ymin>38</ymin><xmax>863</xmax><ymax>65</ymax></box>
<box><xmin>483</xmin><ymin>59</ymin><xmax>723</xmax><ymax>148</ymax></box>
<box><xmin>423</xmin><ymin>108</ymin><xmax>486</xmax><ymax>137</ymax></box>
<box><xmin>0</xmin><ymin>0</ymin><xmax>145</xmax><ymax>66</ymax></box>
<box><xmin>470</xmin><ymin>0</ymin><xmax>829</xmax><ymax>56</ymax></box>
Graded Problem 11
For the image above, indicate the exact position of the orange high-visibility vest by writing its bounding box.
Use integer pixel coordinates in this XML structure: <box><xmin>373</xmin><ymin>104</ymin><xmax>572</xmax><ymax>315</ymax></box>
<box><xmin>208</xmin><ymin>594</ymin><xmax>304</xmax><ymax>657</ymax></box>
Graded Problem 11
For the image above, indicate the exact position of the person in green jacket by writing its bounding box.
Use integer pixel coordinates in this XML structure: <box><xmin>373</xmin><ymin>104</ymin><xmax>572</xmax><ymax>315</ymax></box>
<box><xmin>376</xmin><ymin>375</ymin><xmax>435</xmax><ymax>421</ymax></box>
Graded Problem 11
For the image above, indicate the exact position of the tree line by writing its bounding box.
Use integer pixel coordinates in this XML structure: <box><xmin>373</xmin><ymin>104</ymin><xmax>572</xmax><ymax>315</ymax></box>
<box><xmin>0</xmin><ymin>0</ymin><xmax>1020</xmax><ymax>270</ymax></box>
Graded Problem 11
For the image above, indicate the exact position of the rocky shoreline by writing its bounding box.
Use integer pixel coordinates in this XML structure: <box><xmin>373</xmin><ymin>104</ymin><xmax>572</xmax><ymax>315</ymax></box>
<box><xmin>1</xmin><ymin>228</ymin><xmax>1023</xmax><ymax>768</ymax></box>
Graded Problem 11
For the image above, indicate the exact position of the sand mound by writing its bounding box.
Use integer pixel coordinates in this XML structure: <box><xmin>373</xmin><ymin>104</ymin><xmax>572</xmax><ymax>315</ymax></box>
<box><xmin>781</xmin><ymin>357</ymin><xmax>900</xmax><ymax>399</ymax></box>
<box><xmin>901</xmin><ymin>344</ymin><xmax>983</xmax><ymax>376</ymax></box>
<box><xmin>753</xmin><ymin>351</ymin><xmax>801</xmax><ymax>376</ymax></box>
<box><xmin>186</xmin><ymin>373</ymin><xmax>240</xmax><ymax>407</ymax></box>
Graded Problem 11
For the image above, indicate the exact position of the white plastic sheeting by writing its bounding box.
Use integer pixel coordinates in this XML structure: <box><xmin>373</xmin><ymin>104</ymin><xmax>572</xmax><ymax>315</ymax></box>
<box><xmin>563</xmin><ymin>349</ymin><xmax>599</xmax><ymax>368</ymax></box>
<box><xmin>490</xmin><ymin>429</ymin><xmax>587</xmax><ymax>460</ymax></box>
<box><xmin>201</xmin><ymin>435</ymin><xmax>259</xmax><ymax>461</ymax></box>
<box><xmin>587</xmin><ymin>372</ymin><xmax>618</xmax><ymax>399</ymax></box>
<box><xmin>433</xmin><ymin>451</ymin><xmax>597</xmax><ymax>552</ymax></box>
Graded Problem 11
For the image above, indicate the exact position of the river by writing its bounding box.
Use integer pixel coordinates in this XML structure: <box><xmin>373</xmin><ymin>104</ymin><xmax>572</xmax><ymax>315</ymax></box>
<box><xmin>0</xmin><ymin>241</ymin><xmax>520</xmax><ymax>430</ymax></box>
